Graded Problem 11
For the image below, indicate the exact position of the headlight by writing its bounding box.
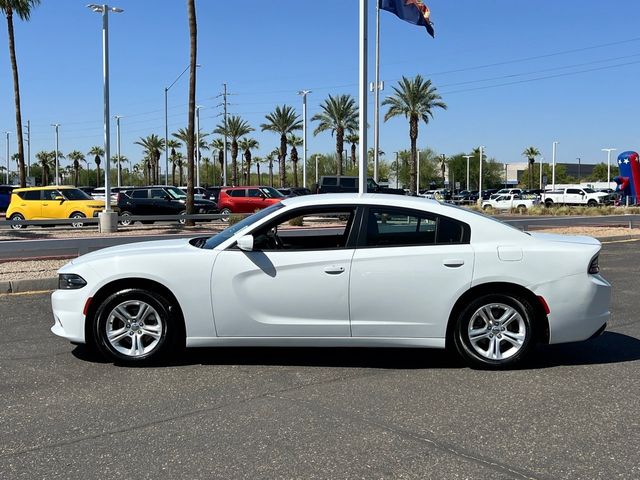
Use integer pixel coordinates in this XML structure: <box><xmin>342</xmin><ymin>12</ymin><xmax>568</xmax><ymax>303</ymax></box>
<box><xmin>588</xmin><ymin>255</ymin><xmax>600</xmax><ymax>275</ymax></box>
<box><xmin>58</xmin><ymin>273</ymin><xmax>87</xmax><ymax>290</ymax></box>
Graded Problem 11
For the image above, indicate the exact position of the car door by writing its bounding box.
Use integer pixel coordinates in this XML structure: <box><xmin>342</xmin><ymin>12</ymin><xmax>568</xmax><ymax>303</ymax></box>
<box><xmin>565</xmin><ymin>188</ymin><xmax>582</xmax><ymax>204</ymax></box>
<box><xmin>211</xmin><ymin>206</ymin><xmax>358</xmax><ymax>337</ymax></box>
<box><xmin>129</xmin><ymin>189</ymin><xmax>154</xmax><ymax>215</ymax></box>
<box><xmin>41</xmin><ymin>189</ymin><xmax>65</xmax><ymax>218</ymax></box>
<box><xmin>350</xmin><ymin>206</ymin><xmax>474</xmax><ymax>338</ymax></box>
<box><xmin>18</xmin><ymin>189</ymin><xmax>43</xmax><ymax>218</ymax></box>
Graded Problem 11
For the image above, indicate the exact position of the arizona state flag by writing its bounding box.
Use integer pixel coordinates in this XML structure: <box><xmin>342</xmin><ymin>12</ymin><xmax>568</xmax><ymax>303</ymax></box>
<box><xmin>380</xmin><ymin>0</ymin><xmax>435</xmax><ymax>38</ymax></box>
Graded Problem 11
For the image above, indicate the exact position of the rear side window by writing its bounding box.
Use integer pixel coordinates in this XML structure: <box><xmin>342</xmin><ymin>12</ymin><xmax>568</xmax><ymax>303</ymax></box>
<box><xmin>340</xmin><ymin>178</ymin><xmax>356</xmax><ymax>188</ymax></box>
<box><xmin>20</xmin><ymin>190</ymin><xmax>41</xmax><ymax>200</ymax></box>
<box><xmin>322</xmin><ymin>177</ymin><xmax>337</xmax><ymax>186</ymax></box>
<box><xmin>247</xmin><ymin>189</ymin><xmax>261</xmax><ymax>197</ymax></box>
<box><xmin>229</xmin><ymin>189</ymin><xmax>246</xmax><ymax>197</ymax></box>
<box><xmin>567</xmin><ymin>189</ymin><xmax>581</xmax><ymax>195</ymax></box>
<box><xmin>364</xmin><ymin>207</ymin><xmax>469</xmax><ymax>247</ymax></box>
<box><xmin>131</xmin><ymin>190</ymin><xmax>148</xmax><ymax>199</ymax></box>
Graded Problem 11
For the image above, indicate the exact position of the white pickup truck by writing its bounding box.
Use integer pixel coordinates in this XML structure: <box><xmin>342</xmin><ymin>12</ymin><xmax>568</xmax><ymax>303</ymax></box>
<box><xmin>482</xmin><ymin>193</ymin><xmax>539</xmax><ymax>212</ymax></box>
<box><xmin>541</xmin><ymin>187</ymin><xmax>610</xmax><ymax>207</ymax></box>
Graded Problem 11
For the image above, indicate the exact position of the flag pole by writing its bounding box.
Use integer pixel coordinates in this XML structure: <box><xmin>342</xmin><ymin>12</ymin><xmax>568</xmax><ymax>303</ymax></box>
<box><xmin>358</xmin><ymin>0</ymin><xmax>368</xmax><ymax>195</ymax></box>
<box><xmin>373</xmin><ymin>0</ymin><xmax>380</xmax><ymax>183</ymax></box>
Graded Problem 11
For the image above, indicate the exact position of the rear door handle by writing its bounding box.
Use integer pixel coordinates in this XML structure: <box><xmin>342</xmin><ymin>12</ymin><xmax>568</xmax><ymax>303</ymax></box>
<box><xmin>443</xmin><ymin>259</ymin><xmax>465</xmax><ymax>268</ymax></box>
<box><xmin>323</xmin><ymin>265</ymin><xmax>345</xmax><ymax>275</ymax></box>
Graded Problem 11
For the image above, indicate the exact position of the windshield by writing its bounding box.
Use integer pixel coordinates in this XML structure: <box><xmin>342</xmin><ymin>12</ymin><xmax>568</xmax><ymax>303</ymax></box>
<box><xmin>202</xmin><ymin>203</ymin><xmax>285</xmax><ymax>249</ymax></box>
<box><xmin>582</xmin><ymin>188</ymin><xmax>596</xmax><ymax>193</ymax></box>
<box><xmin>260</xmin><ymin>187</ymin><xmax>284</xmax><ymax>198</ymax></box>
<box><xmin>166</xmin><ymin>186</ymin><xmax>187</xmax><ymax>199</ymax></box>
<box><xmin>61</xmin><ymin>188</ymin><xmax>93</xmax><ymax>200</ymax></box>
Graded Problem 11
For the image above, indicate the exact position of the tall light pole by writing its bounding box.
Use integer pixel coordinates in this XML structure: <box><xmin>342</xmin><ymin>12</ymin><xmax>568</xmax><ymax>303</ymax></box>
<box><xmin>552</xmin><ymin>141</ymin><xmax>559</xmax><ymax>190</ymax></box>
<box><xmin>164</xmin><ymin>64</ymin><xmax>199</xmax><ymax>186</ymax></box>
<box><xmin>4</xmin><ymin>131</ymin><xmax>9</xmax><ymax>183</ymax></box>
<box><xmin>88</xmin><ymin>3</ymin><xmax>123</xmax><ymax>232</ymax></box>
<box><xmin>195</xmin><ymin>105</ymin><xmax>203</xmax><ymax>188</ymax></box>
<box><xmin>315</xmin><ymin>154</ymin><xmax>319</xmax><ymax>186</ymax></box>
<box><xmin>462</xmin><ymin>155</ymin><xmax>473</xmax><ymax>190</ymax></box>
<box><xmin>395</xmin><ymin>152</ymin><xmax>399</xmax><ymax>189</ymax></box>
<box><xmin>358</xmin><ymin>0</ymin><xmax>368</xmax><ymax>195</ymax></box>
<box><xmin>24</xmin><ymin>121</ymin><xmax>30</xmax><ymax>181</ymax></box>
<box><xmin>577</xmin><ymin>157</ymin><xmax>581</xmax><ymax>183</ymax></box>
<box><xmin>372</xmin><ymin>0</ymin><xmax>382</xmax><ymax>183</ymax></box>
<box><xmin>478</xmin><ymin>146</ymin><xmax>485</xmax><ymax>205</ymax></box>
<box><xmin>602</xmin><ymin>148</ymin><xmax>617</xmax><ymax>185</ymax></box>
<box><xmin>51</xmin><ymin>124</ymin><xmax>59</xmax><ymax>184</ymax></box>
<box><xmin>298</xmin><ymin>90</ymin><xmax>311</xmax><ymax>188</ymax></box>
<box><xmin>416</xmin><ymin>150</ymin><xmax>420</xmax><ymax>194</ymax></box>
<box><xmin>539</xmin><ymin>157</ymin><xmax>544</xmax><ymax>189</ymax></box>
<box><xmin>114</xmin><ymin>115</ymin><xmax>122</xmax><ymax>187</ymax></box>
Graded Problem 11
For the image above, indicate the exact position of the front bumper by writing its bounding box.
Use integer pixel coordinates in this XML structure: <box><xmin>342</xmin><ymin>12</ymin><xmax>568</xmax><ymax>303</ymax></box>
<box><xmin>51</xmin><ymin>288</ymin><xmax>89</xmax><ymax>344</ymax></box>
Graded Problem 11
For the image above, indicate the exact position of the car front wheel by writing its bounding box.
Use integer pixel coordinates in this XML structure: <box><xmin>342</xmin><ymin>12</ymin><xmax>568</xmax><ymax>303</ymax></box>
<box><xmin>453</xmin><ymin>294</ymin><xmax>535</xmax><ymax>369</ymax></box>
<box><xmin>70</xmin><ymin>212</ymin><xmax>86</xmax><ymax>228</ymax></box>
<box><xmin>9</xmin><ymin>213</ymin><xmax>25</xmax><ymax>230</ymax></box>
<box><xmin>93</xmin><ymin>288</ymin><xmax>180</xmax><ymax>365</ymax></box>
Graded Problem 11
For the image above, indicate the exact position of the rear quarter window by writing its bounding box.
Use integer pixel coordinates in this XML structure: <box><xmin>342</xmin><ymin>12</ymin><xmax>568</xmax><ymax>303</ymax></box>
<box><xmin>20</xmin><ymin>190</ymin><xmax>41</xmax><ymax>200</ymax></box>
<box><xmin>322</xmin><ymin>177</ymin><xmax>337</xmax><ymax>186</ymax></box>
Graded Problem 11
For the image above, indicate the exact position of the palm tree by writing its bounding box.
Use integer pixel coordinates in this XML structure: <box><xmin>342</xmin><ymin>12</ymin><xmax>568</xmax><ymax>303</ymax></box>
<box><xmin>112</xmin><ymin>154</ymin><xmax>128</xmax><ymax>186</ymax></box>
<box><xmin>35</xmin><ymin>150</ymin><xmax>52</xmax><ymax>185</ymax></box>
<box><xmin>1</xmin><ymin>0</ymin><xmax>40</xmax><ymax>187</ymax></box>
<box><xmin>134</xmin><ymin>135</ymin><xmax>164</xmax><ymax>184</ymax></box>
<box><xmin>253</xmin><ymin>156</ymin><xmax>264</xmax><ymax>185</ymax></box>
<box><xmin>522</xmin><ymin>147</ymin><xmax>540</xmax><ymax>190</ymax></box>
<box><xmin>311</xmin><ymin>94</ymin><xmax>358</xmax><ymax>176</ymax></box>
<box><xmin>214</xmin><ymin>116</ymin><xmax>253</xmax><ymax>186</ymax></box>
<box><xmin>88</xmin><ymin>146</ymin><xmax>104</xmax><ymax>187</ymax></box>
<box><xmin>383</xmin><ymin>75</ymin><xmax>447</xmax><ymax>196</ymax></box>
<box><xmin>173</xmin><ymin>128</ymin><xmax>208</xmax><ymax>185</ymax></box>
<box><xmin>201</xmin><ymin>156</ymin><xmax>211</xmax><ymax>186</ymax></box>
<box><xmin>287</xmin><ymin>134</ymin><xmax>303</xmax><ymax>187</ymax></box>
<box><xmin>67</xmin><ymin>150</ymin><xmax>85</xmax><ymax>187</ymax></box>
<box><xmin>261</xmin><ymin>105</ymin><xmax>302</xmax><ymax>187</ymax></box>
<box><xmin>210</xmin><ymin>138</ymin><xmax>225</xmax><ymax>185</ymax></box>
<box><xmin>174</xmin><ymin>152</ymin><xmax>185</xmax><ymax>185</ymax></box>
<box><xmin>345</xmin><ymin>132</ymin><xmax>359</xmax><ymax>169</ymax></box>
<box><xmin>166</xmin><ymin>139</ymin><xmax>181</xmax><ymax>185</ymax></box>
<box><xmin>238</xmin><ymin>137</ymin><xmax>259</xmax><ymax>185</ymax></box>
<box><xmin>267</xmin><ymin>149</ymin><xmax>280</xmax><ymax>187</ymax></box>
<box><xmin>186</xmin><ymin>0</ymin><xmax>198</xmax><ymax>220</ymax></box>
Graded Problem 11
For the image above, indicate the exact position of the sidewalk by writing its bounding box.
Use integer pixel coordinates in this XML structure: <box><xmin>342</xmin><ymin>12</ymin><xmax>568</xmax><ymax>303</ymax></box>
<box><xmin>1</xmin><ymin>225</ymin><xmax>639</xmax><ymax>294</ymax></box>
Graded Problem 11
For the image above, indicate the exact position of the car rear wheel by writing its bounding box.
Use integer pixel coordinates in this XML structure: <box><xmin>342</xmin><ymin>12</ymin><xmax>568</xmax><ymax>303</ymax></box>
<box><xmin>544</xmin><ymin>200</ymin><xmax>554</xmax><ymax>208</ymax></box>
<box><xmin>516</xmin><ymin>205</ymin><xmax>527</xmax><ymax>214</ymax></box>
<box><xmin>9</xmin><ymin>213</ymin><xmax>25</xmax><ymax>230</ymax></box>
<box><xmin>587</xmin><ymin>200</ymin><xmax>598</xmax><ymax>207</ymax></box>
<box><xmin>119</xmin><ymin>211</ymin><xmax>133</xmax><ymax>226</ymax></box>
<box><xmin>93</xmin><ymin>288</ymin><xmax>180</xmax><ymax>365</ymax></box>
<box><xmin>70</xmin><ymin>212</ymin><xmax>86</xmax><ymax>228</ymax></box>
<box><xmin>220</xmin><ymin>207</ymin><xmax>232</xmax><ymax>222</ymax></box>
<box><xmin>453</xmin><ymin>294</ymin><xmax>536</xmax><ymax>369</ymax></box>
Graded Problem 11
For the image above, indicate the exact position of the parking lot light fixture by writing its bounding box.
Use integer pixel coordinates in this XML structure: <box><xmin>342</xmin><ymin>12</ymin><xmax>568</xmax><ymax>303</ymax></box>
<box><xmin>552</xmin><ymin>141</ymin><xmax>559</xmax><ymax>191</ymax></box>
<box><xmin>602</xmin><ymin>148</ymin><xmax>617</xmax><ymax>185</ymax></box>
<box><xmin>50</xmin><ymin>124</ymin><xmax>59</xmax><ymax>184</ymax></box>
<box><xmin>462</xmin><ymin>155</ymin><xmax>473</xmax><ymax>191</ymax></box>
<box><xmin>477</xmin><ymin>146</ymin><xmax>485</xmax><ymax>205</ymax></box>
<box><xmin>4</xmin><ymin>131</ymin><xmax>10</xmax><ymax>183</ymax></box>
<box><xmin>298</xmin><ymin>90</ymin><xmax>311</xmax><ymax>188</ymax></box>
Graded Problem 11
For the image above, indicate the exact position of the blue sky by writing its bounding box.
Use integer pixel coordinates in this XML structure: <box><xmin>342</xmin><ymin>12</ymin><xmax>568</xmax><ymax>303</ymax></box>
<box><xmin>1</xmin><ymin>0</ymin><xmax>640</xmax><ymax>174</ymax></box>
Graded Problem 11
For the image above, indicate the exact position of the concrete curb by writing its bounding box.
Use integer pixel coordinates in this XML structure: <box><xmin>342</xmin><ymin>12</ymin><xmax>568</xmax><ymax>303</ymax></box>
<box><xmin>0</xmin><ymin>277</ymin><xmax>57</xmax><ymax>294</ymax></box>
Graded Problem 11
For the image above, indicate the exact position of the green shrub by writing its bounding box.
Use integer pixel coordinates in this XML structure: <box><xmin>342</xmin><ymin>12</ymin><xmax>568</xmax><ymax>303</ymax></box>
<box><xmin>288</xmin><ymin>216</ymin><xmax>304</xmax><ymax>227</ymax></box>
<box><xmin>228</xmin><ymin>214</ymin><xmax>245</xmax><ymax>226</ymax></box>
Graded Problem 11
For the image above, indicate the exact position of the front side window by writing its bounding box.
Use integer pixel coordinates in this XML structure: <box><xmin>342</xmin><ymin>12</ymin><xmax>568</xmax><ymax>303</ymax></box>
<box><xmin>247</xmin><ymin>188</ymin><xmax>262</xmax><ymax>197</ymax></box>
<box><xmin>364</xmin><ymin>207</ymin><xmax>469</xmax><ymax>247</ymax></box>
<box><xmin>202</xmin><ymin>203</ymin><xmax>284</xmax><ymax>249</ymax></box>
<box><xmin>150</xmin><ymin>189</ymin><xmax>166</xmax><ymax>199</ymax></box>
<box><xmin>61</xmin><ymin>189</ymin><xmax>92</xmax><ymax>200</ymax></box>
<box><xmin>251</xmin><ymin>207</ymin><xmax>356</xmax><ymax>251</ymax></box>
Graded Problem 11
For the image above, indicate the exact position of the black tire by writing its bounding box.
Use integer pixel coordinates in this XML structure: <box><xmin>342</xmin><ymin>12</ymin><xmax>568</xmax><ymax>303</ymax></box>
<box><xmin>70</xmin><ymin>212</ymin><xmax>86</xmax><ymax>228</ymax></box>
<box><xmin>220</xmin><ymin>207</ymin><xmax>232</xmax><ymax>222</ymax></box>
<box><xmin>516</xmin><ymin>205</ymin><xmax>527</xmax><ymax>214</ymax></box>
<box><xmin>453</xmin><ymin>293</ymin><xmax>536</xmax><ymax>369</ymax></box>
<box><xmin>544</xmin><ymin>200</ymin><xmax>554</xmax><ymax>208</ymax></box>
<box><xmin>119</xmin><ymin>211</ymin><xmax>133</xmax><ymax>226</ymax></box>
<box><xmin>587</xmin><ymin>200</ymin><xmax>597</xmax><ymax>207</ymax></box>
<box><xmin>178</xmin><ymin>210</ymin><xmax>187</xmax><ymax>225</ymax></box>
<box><xmin>9</xmin><ymin>213</ymin><xmax>25</xmax><ymax>230</ymax></box>
<box><xmin>93</xmin><ymin>288</ymin><xmax>181</xmax><ymax>365</ymax></box>
<box><xmin>482</xmin><ymin>204</ymin><xmax>492</xmax><ymax>211</ymax></box>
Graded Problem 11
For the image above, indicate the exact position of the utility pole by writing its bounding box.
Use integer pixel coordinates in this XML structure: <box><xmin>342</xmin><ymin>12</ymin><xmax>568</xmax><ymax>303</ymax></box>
<box><xmin>298</xmin><ymin>90</ymin><xmax>311</xmax><ymax>188</ymax></box>
<box><xmin>552</xmin><ymin>141</ymin><xmax>559</xmax><ymax>190</ymax></box>
<box><xmin>478</xmin><ymin>146</ymin><xmax>485</xmax><ymax>205</ymax></box>
<box><xmin>462</xmin><ymin>155</ymin><xmax>473</xmax><ymax>191</ymax></box>
<box><xmin>114</xmin><ymin>115</ymin><xmax>122</xmax><ymax>187</ymax></box>
<box><xmin>217</xmin><ymin>83</ymin><xmax>229</xmax><ymax>186</ymax></box>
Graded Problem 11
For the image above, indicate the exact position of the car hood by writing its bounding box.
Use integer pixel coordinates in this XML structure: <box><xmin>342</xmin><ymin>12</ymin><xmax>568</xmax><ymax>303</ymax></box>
<box><xmin>527</xmin><ymin>231</ymin><xmax>601</xmax><ymax>246</ymax></box>
<box><xmin>69</xmin><ymin>238</ymin><xmax>194</xmax><ymax>266</ymax></box>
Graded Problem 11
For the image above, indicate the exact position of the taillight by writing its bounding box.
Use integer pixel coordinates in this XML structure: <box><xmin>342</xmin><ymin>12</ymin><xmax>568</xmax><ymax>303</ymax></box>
<box><xmin>588</xmin><ymin>255</ymin><xmax>600</xmax><ymax>274</ymax></box>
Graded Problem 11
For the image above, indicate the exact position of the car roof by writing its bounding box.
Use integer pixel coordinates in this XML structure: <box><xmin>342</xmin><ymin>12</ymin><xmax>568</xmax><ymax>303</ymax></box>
<box><xmin>12</xmin><ymin>185</ymin><xmax>77</xmax><ymax>192</ymax></box>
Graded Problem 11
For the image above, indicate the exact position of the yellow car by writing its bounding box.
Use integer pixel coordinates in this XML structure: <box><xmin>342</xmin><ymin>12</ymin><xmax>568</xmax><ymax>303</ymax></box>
<box><xmin>6</xmin><ymin>186</ymin><xmax>114</xmax><ymax>229</ymax></box>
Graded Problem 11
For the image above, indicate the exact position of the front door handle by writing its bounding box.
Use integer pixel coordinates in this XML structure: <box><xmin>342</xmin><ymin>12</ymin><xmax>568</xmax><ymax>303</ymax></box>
<box><xmin>443</xmin><ymin>259</ymin><xmax>465</xmax><ymax>268</ymax></box>
<box><xmin>323</xmin><ymin>265</ymin><xmax>345</xmax><ymax>275</ymax></box>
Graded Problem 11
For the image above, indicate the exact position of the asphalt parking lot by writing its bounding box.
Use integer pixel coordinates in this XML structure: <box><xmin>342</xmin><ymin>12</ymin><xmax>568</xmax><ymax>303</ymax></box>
<box><xmin>1</xmin><ymin>240</ymin><xmax>639</xmax><ymax>479</ymax></box>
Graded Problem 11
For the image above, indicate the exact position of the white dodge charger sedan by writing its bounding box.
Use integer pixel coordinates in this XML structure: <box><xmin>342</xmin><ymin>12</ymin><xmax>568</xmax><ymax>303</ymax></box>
<box><xmin>51</xmin><ymin>194</ymin><xmax>611</xmax><ymax>369</ymax></box>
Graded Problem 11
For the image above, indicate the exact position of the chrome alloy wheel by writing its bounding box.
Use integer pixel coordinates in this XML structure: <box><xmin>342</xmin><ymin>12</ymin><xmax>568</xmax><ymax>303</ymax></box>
<box><xmin>467</xmin><ymin>303</ymin><xmax>526</xmax><ymax>361</ymax></box>
<box><xmin>105</xmin><ymin>300</ymin><xmax>164</xmax><ymax>357</ymax></box>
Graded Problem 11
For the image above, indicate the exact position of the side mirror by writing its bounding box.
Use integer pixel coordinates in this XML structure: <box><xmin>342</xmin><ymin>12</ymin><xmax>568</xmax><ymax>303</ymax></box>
<box><xmin>164</xmin><ymin>195</ymin><xmax>171</xmax><ymax>201</ymax></box>
<box><xmin>237</xmin><ymin>235</ymin><xmax>254</xmax><ymax>252</ymax></box>
<box><xmin>54</xmin><ymin>195</ymin><xmax>65</xmax><ymax>202</ymax></box>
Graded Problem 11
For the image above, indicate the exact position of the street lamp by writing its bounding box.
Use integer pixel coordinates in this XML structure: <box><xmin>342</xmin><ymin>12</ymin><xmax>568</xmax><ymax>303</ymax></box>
<box><xmin>195</xmin><ymin>105</ymin><xmax>204</xmax><ymax>188</ymax></box>
<box><xmin>416</xmin><ymin>150</ymin><xmax>420</xmax><ymax>194</ymax></box>
<box><xmin>114</xmin><ymin>115</ymin><xmax>122</xmax><ymax>187</ymax></box>
<box><xmin>4</xmin><ymin>131</ymin><xmax>9</xmax><ymax>184</ymax></box>
<box><xmin>551</xmin><ymin>141</ymin><xmax>559</xmax><ymax>191</ymax></box>
<box><xmin>164</xmin><ymin>64</ymin><xmax>200</xmax><ymax>185</ymax></box>
<box><xmin>462</xmin><ymin>155</ymin><xmax>473</xmax><ymax>191</ymax></box>
<box><xmin>477</xmin><ymin>146</ymin><xmax>485</xmax><ymax>205</ymax></box>
<box><xmin>577</xmin><ymin>157</ymin><xmax>581</xmax><ymax>183</ymax></box>
<box><xmin>87</xmin><ymin>3</ymin><xmax>123</xmax><ymax>233</ymax></box>
<box><xmin>602</xmin><ymin>148</ymin><xmax>617</xmax><ymax>185</ymax></box>
<box><xmin>315</xmin><ymin>154</ymin><xmax>319</xmax><ymax>186</ymax></box>
<box><xmin>395</xmin><ymin>152</ymin><xmax>399</xmax><ymax>189</ymax></box>
<box><xmin>51</xmin><ymin>124</ymin><xmax>59</xmax><ymax>184</ymax></box>
<box><xmin>539</xmin><ymin>157</ymin><xmax>544</xmax><ymax>189</ymax></box>
<box><xmin>298</xmin><ymin>90</ymin><xmax>311</xmax><ymax>188</ymax></box>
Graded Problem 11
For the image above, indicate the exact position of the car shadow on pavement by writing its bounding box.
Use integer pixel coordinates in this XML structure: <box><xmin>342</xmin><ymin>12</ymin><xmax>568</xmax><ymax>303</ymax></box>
<box><xmin>522</xmin><ymin>331</ymin><xmax>640</xmax><ymax>369</ymax></box>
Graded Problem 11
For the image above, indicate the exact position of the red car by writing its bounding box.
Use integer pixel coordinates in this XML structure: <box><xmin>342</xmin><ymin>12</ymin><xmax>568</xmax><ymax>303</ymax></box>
<box><xmin>217</xmin><ymin>186</ymin><xmax>284</xmax><ymax>216</ymax></box>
